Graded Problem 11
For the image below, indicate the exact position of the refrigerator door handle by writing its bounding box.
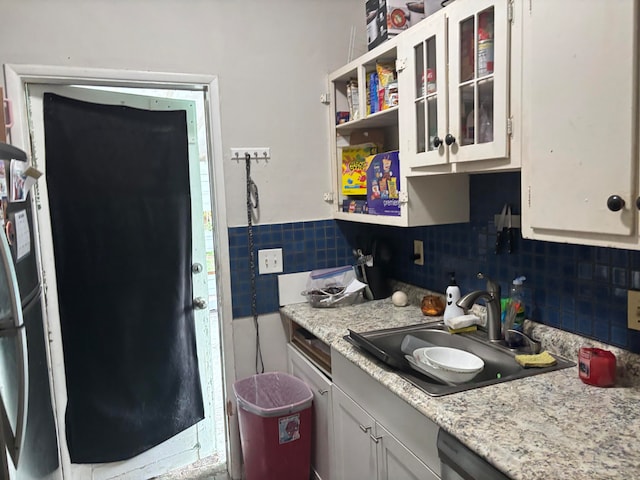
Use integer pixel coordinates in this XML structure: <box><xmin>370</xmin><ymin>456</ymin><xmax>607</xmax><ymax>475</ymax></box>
<box><xmin>0</xmin><ymin>224</ymin><xmax>28</xmax><ymax>468</ymax></box>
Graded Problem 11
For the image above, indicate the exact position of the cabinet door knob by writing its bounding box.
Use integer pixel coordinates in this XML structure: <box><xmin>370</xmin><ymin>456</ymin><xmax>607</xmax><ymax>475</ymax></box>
<box><xmin>433</xmin><ymin>136</ymin><xmax>442</xmax><ymax>148</ymax></box>
<box><xmin>445</xmin><ymin>133</ymin><xmax>456</xmax><ymax>146</ymax></box>
<box><xmin>358</xmin><ymin>424</ymin><xmax>371</xmax><ymax>433</ymax></box>
<box><xmin>607</xmin><ymin>195</ymin><xmax>625</xmax><ymax>212</ymax></box>
<box><xmin>317</xmin><ymin>388</ymin><xmax>328</xmax><ymax>395</ymax></box>
<box><xmin>370</xmin><ymin>434</ymin><xmax>382</xmax><ymax>443</ymax></box>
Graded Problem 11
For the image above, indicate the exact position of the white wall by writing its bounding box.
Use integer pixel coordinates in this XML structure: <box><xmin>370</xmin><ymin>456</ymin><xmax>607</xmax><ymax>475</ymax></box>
<box><xmin>232</xmin><ymin>313</ymin><xmax>289</xmax><ymax>380</ymax></box>
<box><xmin>0</xmin><ymin>0</ymin><xmax>366</xmax><ymax>226</ymax></box>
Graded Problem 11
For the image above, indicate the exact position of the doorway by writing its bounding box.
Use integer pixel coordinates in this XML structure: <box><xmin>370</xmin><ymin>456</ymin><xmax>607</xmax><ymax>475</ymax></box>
<box><xmin>3</xmin><ymin>65</ymin><xmax>239</xmax><ymax>480</ymax></box>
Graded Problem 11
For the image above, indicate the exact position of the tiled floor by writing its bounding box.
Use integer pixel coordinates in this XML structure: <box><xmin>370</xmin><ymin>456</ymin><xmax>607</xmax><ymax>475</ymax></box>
<box><xmin>153</xmin><ymin>455</ymin><xmax>229</xmax><ymax>480</ymax></box>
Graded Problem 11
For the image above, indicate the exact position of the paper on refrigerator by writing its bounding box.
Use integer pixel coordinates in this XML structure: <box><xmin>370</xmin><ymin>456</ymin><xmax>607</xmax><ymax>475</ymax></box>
<box><xmin>10</xmin><ymin>160</ymin><xmax>42</xmax><ymax>202</ymax></box>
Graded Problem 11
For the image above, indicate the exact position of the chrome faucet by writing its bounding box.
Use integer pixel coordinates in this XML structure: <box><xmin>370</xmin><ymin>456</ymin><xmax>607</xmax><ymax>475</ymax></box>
<box><xmin>456</xmin><ymin>273</ymin><xmax>502</xmax><ymax>342</ymax></box>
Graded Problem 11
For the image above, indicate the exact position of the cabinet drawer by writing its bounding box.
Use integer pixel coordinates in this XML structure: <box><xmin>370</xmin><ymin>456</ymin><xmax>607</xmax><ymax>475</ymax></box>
<box><xmin>287</xmin><ymin>344</ymin><xmax>331</xmax><ymax>394</ymax></box>
<box><xmin>332</xmin><ymin>349</ymin><xmax>440</xmax><ymax>473</ymax></box>
<box><xmin>288</xmin><ymin>344</ymin><xmax>333</xmax><ymax>480</ymax></box>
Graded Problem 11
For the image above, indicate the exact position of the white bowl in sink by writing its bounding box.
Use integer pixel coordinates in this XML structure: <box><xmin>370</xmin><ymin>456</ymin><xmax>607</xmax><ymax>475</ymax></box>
<box><xmin>412</xmin><ymin>347</ymin><xmax>484</xmax><ymax>384</ymax></box>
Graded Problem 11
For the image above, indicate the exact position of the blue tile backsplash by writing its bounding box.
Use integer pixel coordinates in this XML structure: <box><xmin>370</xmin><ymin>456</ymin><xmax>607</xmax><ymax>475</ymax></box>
<box><xmin>228</xmin><ymin>171</ymin><xmax>640</xmax><ymax>354</ymax></box>
<box><xmin>228</xmin><ymin>221</ymin><xmax>355</xmax><ymax>318</ymax></box>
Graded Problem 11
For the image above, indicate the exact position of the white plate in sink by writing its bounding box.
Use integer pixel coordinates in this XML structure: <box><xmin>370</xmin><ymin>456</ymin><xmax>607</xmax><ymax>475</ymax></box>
<box><xmin>404</xmin><ymin>355</ymin><xmax>456</xmax><ymax>386</ymax></box>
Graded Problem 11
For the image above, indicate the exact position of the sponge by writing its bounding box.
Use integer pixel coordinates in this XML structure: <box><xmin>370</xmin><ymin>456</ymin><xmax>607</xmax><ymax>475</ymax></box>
<box><xmin>444</xmin><ymin>314</ymin><xmax>480</xmax><ymax>330</ymax></box>
<box><xmin>515</xmin><ymin>351</ymin><xmax>557</xmax><ymax>368</ymax></box>
<box><xmin>447</xmin><ymin>325</ymin><xmax>478</xmax><ymax>334</ymax></box>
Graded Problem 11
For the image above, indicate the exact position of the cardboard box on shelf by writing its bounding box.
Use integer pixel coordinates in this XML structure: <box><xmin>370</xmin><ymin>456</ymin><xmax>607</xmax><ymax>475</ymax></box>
<box><xmin>366</xmin><ymin>0</ymin><xmax>388</xmax><ymax>50</ymax></box>
<box><xmin>366</xmin><ymin>150</ymin><xmax>400</xmax><ymax>216</ymax></box>
<box><xmin>341</xmin><ymin>143</ymin><xmax>379</xmax><ymax>196</ymax></box>
<box><xmin>367</xmin><ymin>0</ymin><xmax>447</xmax><ymax>50</ymax></box>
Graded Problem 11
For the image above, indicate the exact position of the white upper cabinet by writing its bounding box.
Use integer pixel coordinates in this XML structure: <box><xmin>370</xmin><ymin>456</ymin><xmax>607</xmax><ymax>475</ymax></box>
<box><xmin>398</xmin><ymin>0</ymin><xmax>518</xmax><ymax>173</ymax></box>
<box><xmin>328</xmin><ymin>36</ymin><xmax>470</xmax><ymax>227</ymax></box>
<box><xmin>521</xmin><ymin>0</ymin><xmax>639</xmax><ymax>249</ymax></box>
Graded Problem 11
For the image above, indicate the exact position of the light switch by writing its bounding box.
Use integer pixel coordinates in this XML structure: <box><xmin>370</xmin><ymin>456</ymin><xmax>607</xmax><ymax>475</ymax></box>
<box><xmin>258</xmin><ymin>248</ymin><xmax>283</xmax><ymax>274</ymax></box>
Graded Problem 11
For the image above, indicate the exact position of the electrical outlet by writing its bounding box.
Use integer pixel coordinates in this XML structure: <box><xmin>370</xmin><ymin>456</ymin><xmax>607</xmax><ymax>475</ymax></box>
<box><xmin>258</xmin><ymin>248</ymin><xmax>283</xmax><ymax>274</ymax></box>
<box><xmin>413</xmin><ymin>240</ymin><xmax>424</xmax><ymax>266</ymax></box>
<box><xmin>628</xmin><ymin>290</ymin><xmax>640</xmax><ymax>331</ymax></box>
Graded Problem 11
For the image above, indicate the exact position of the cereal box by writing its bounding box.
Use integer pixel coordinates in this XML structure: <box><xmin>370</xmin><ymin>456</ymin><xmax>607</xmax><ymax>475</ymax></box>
<box><xmin>341</xmin><ymin>143</ymin><xmax>378</xmax><ymax>196</ymax></box>
<box><xmin>366</xmin><ymin>150</ymin><xmax>400</xmax><ymax>216</ymax></box>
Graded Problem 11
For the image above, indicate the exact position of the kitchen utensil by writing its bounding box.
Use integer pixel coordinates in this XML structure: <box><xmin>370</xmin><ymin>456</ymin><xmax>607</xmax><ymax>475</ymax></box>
<box><xmin>404</xmin><ymin>355</ymin><xmax>456</xmax><ymax>386</ymax></box>
<box><xmin>495</xmin><ymin>203</ymin><xmax>513</xmax><ymax>254</ymax></box>
<box><xmin>417</xmin><ymin>347</ymin><xmax>484</xmax><ymax>373</ymax></box>
<box><xmin>347</xmin><ymin>329</ymin><xmax>410</xmax><ymax>371</ymax></box>
<box><xmin>400</xmin><ymin>334</ymin><xmax>434</xmax><ymax>355</ymax></box>
<box><xmin>413</xmin><ymin>347</ymin><xmax>484</xmax><ymax>384</ymax></box>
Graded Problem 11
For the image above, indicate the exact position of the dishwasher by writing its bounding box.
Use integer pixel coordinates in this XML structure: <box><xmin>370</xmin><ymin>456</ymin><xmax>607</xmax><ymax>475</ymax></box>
<box><xmin>437</xmin><ymin>429</ymin><xmax>511</xmax><ymax>480</ymax></box>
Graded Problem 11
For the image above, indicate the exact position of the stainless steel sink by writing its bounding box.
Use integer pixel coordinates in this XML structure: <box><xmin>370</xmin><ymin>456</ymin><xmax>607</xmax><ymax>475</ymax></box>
<box><xmin>345</xmin><ymin>323</ymin><xmax>575</xmax><ymax>396</ymax></box>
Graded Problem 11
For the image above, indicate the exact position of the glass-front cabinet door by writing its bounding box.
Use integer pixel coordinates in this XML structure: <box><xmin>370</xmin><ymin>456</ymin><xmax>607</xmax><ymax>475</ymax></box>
<box><xmin>398</xmin><ymin>13</ymin><xmax>448</xmax><ymax>168</ymax></box>
<box><xmin>399</xmin><ymin>0</ymin><xmax>510</xmax><ymax>170</ymax></box>
<box><xmin>448</xmin><ymin>0</ymin><xmax>510</xmax><ymax>163</ymax></box>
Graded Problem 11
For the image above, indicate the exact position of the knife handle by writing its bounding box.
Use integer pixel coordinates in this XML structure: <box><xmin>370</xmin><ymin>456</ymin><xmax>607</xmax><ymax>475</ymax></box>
<box><xmin>495</xmin><ymin>230</ymin><xmax>503</xmax><ymax>254</ymax></box>
<box><xmin>507</xmin><ymin>228</ymin><xmax>513</xmax><ymax>254</ymax></box>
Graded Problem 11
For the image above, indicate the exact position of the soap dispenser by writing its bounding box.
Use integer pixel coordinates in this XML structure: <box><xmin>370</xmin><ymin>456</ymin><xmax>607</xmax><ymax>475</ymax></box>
<box><xmin>443</xmin><ymin>272</ymin><xmax>465</xmax><ymax>321</ymax></box>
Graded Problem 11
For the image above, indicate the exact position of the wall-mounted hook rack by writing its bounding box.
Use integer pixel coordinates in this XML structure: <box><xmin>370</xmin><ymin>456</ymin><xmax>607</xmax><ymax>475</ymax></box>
<box><xmin>230</xmin><ymin>147</ymin><xmax>271</xmax><ymax>161</ymax></box>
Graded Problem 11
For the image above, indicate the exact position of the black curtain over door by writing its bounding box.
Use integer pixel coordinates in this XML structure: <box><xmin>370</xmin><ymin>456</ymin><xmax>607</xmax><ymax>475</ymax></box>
<box><xmin>43</xmin><ymin>92</ymin><xmax>204</xmax><ymax>463</ymax></box>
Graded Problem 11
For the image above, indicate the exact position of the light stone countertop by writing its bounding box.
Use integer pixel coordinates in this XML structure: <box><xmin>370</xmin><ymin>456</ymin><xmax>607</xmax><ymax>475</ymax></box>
<box><xmin>280</xmin><ymin>292</ymin><xmax>640</xmax><ymax>480</ymax></box>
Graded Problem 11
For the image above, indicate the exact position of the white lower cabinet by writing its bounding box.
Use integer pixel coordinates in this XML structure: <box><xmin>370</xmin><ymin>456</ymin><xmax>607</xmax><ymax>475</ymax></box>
<box><xmin>287</xmin><ymin>343</ymin><xmax>442</xmax><ymax>480</ymax></box>
<box><xmin>332</xmin><ymin>350</ymin><xmax>441</xmax><ymax>480</ymax></box>
<box><xmin>287</xmin><ymin>344</ymin><xmax>333</xmax><ymax>480</ymax></box>
<box><xmin>332</xmin><ymin>386</ymin><xmax>439</xmax><ymax>480</ymax></box>
<box><xmin>331</xmin><ymin>385</ymin><xmax>377</xmax><ymax>479</ymax></box>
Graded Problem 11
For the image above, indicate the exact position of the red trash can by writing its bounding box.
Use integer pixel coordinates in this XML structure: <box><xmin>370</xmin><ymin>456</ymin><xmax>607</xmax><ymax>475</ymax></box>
<box><xmin>233</xmin><ymin>372</ymin><xmax>313</xmax><ymax>480</ymax></box>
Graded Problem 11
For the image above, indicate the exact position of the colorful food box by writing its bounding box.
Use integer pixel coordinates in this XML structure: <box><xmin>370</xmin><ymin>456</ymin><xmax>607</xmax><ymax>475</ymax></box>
<box><xmin>342</xmin><ymin>199</ymin><xmax>368</xmax><ymax>214</ymax></box>
<box><xmin>341</xmin><ymin>143</ymin><xmax>378</xmax><ymax>196</ymax></box>
<box><xmin>366</xmin><ymin>150</ymin><xmax>400</xmax><ymax>216</ymax></box>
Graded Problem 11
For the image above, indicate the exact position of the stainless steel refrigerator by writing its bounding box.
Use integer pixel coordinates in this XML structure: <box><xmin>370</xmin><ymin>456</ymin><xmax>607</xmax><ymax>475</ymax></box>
<box><xmin>0</xmin><ymin>141</ymin><xmax>61</xmax><ymax>479</ymax></box>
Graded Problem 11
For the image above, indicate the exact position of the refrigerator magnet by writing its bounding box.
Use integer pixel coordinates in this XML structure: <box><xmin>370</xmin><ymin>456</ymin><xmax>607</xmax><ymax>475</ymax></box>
<box><xmin>10</xmin><ymin>159</ymin><xmax>26</xmax><ymax>202</ymax></box>
<box><xmin>0</xmin><ymin>161</ymin><xmax>7</xmax><ymax>199</ymax></box>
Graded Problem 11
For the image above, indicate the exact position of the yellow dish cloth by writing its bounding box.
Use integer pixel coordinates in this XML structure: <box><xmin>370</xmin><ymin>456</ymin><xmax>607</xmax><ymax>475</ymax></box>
<box><xmin>515</xmin><ymin>351</ymin><xmax>557</xmax><ymax>368</ymax></box>
<box><xmin>448</xmin><ymin>325</ymin><xmax>478</xmax><ymax>334</ymax></box>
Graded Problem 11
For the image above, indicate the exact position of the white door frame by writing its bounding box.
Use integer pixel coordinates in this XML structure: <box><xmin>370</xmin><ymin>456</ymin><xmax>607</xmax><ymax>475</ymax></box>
<box><xmin>3</xmin><ymin>64</ymin><xmax>241</xmax><ymax>480</ymax></box>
